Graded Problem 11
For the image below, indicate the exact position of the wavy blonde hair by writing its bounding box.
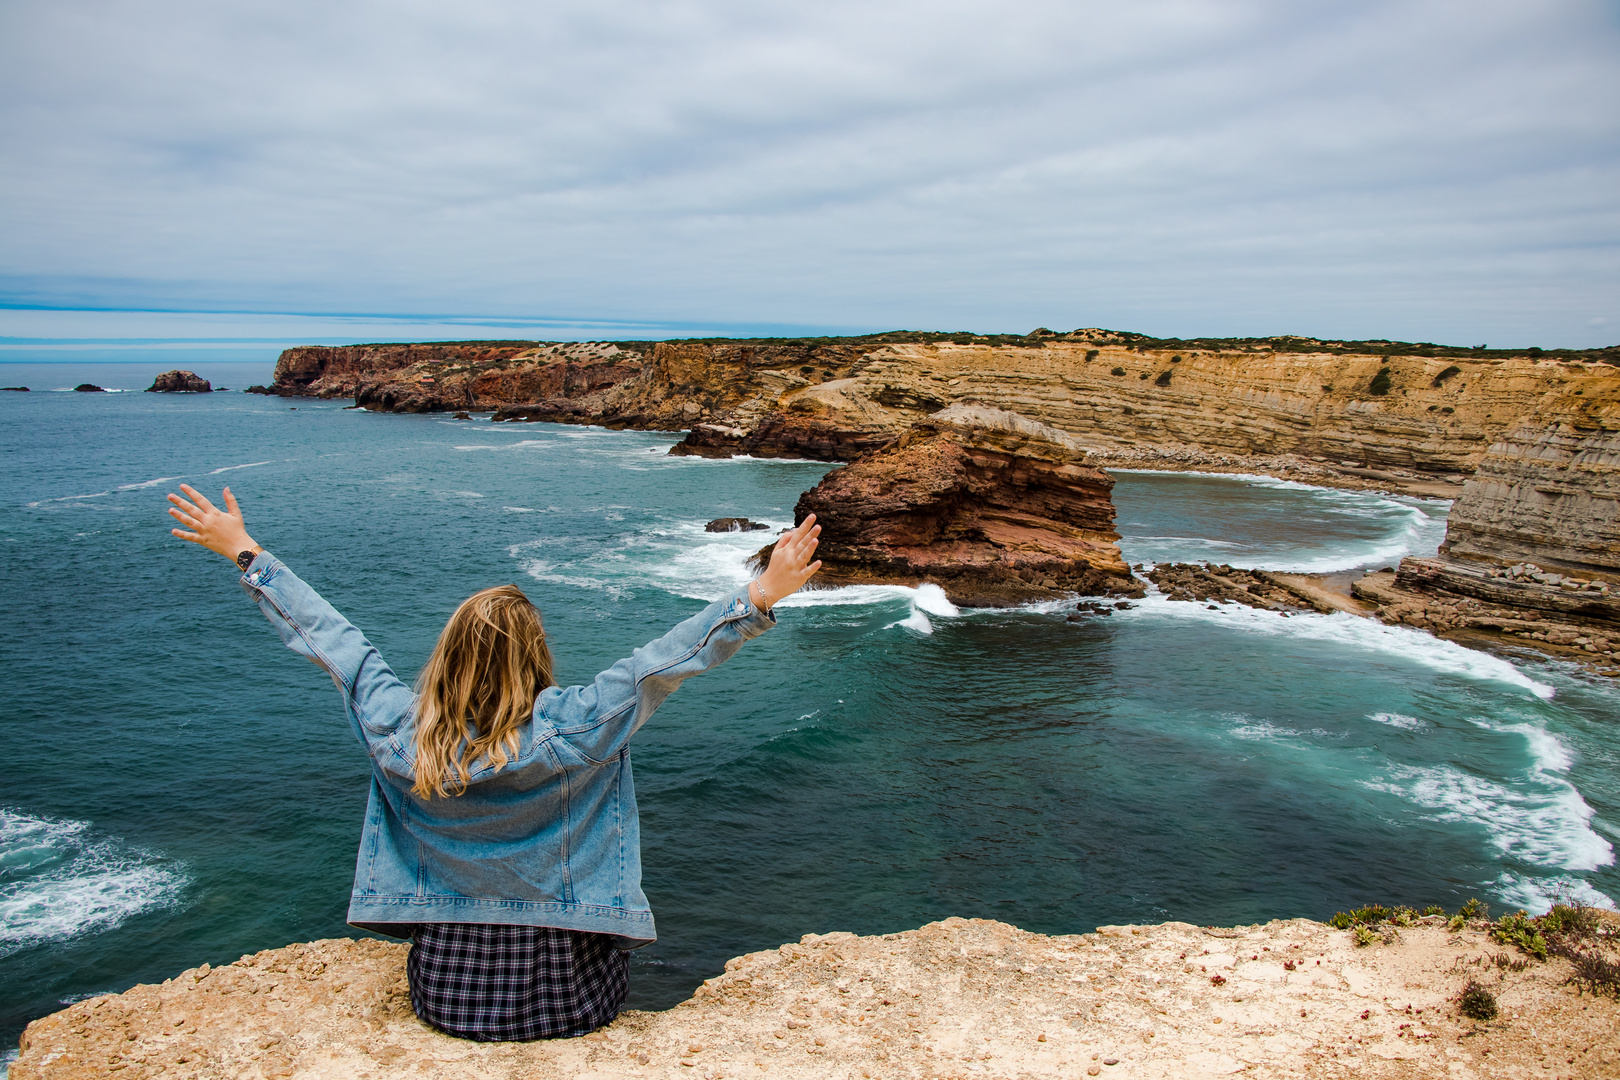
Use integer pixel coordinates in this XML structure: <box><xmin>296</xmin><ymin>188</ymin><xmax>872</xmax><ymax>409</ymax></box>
<box><xmin>412</xmin><ymin>585</ymin><xmax>554</xmax><ymax>799</ymax></box>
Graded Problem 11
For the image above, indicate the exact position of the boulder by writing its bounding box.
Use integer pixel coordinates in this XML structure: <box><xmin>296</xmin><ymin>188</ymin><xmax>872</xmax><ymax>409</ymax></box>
<box><xmin>705</xmin><ymin>517</ymin><xmax>770</xmax><ymax>533</ymax></box>
<box><xmin>765</xmin><ymin>404</ymin><xmax>1140</xmax><ymax>606</ymax></box>
<box><xmin>72</xmin><ymin>384</ymin><xmax>106</xmax><ymax>392</ymax></box>
<box><xmin>146</xmin><ymin>370</ymin><xmax>212</xmax><ymax>393</ymax></box>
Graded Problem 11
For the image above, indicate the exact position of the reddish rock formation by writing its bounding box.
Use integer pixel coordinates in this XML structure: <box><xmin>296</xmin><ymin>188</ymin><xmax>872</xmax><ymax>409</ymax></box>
<box><xmin>145</xmin><ymin>369</ymin><xmax>211</xmax><ymax>393</ymax></box>
<box><xmin>774</xmin><ymin>404</ymin><xmax>1140</xmax><ymax>606</ymax></box>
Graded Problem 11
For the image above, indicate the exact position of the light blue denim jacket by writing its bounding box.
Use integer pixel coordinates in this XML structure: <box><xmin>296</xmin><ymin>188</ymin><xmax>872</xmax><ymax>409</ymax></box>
<box><xmin>238</xmin><ymin>551</ymin><xmax>775</xmax><ymax>947</ymax></box>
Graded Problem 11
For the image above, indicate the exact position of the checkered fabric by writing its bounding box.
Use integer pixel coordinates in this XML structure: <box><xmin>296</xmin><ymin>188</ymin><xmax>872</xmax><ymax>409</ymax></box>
<box><xmin>407</xmin><ymin>923</ymin><xmax>629</xmax><ymax>1041</ymax></box>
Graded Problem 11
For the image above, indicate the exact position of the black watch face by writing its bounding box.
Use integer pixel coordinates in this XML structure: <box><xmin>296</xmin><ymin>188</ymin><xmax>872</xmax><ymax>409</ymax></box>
<box><xmin>236</xmin><ymin>550</ymin><xmax>255</xmax><ymax>571</ymax></box>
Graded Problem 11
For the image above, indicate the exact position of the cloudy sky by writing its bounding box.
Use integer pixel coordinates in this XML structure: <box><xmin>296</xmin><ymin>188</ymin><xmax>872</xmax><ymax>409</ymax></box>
<box><xmin>2</xmin><ymin>0</ymin><xmax>1617</xmax><ymax>348</ymax></box>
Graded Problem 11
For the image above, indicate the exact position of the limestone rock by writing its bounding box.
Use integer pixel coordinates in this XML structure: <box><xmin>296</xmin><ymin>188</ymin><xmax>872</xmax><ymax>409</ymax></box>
<box><xmin>145</xmin><ymin>370</ymin><xmax>212</xmax><ymax>393</ymax></box>
<box><xmin>1440</xmin><ymin>379</ymin><xmax>1620</xmax><ymax>577</ymax></box>
<box><xmin>16</xmin><ymin>916</ymin><xmax>1620</xmax><ymax>1080</ymax></box>
<box><xmin>781</xmin><ymin>405</ymin><xmax>1139</xmax><ymax>606</ymax></box>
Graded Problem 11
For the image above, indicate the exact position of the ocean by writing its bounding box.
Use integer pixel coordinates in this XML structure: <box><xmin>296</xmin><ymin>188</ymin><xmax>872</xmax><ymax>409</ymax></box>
<box><xmin>3</xmin><ymin>363</ymin><xmax>1617</xmax><ymax>1068</ymax></box>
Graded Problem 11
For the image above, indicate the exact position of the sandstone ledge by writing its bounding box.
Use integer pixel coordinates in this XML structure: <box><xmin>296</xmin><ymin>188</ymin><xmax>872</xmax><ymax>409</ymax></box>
<box><xmin>16</xmin><ymin>917</ymin><xmax>1618</xmax><ymax>1080</ymax></box>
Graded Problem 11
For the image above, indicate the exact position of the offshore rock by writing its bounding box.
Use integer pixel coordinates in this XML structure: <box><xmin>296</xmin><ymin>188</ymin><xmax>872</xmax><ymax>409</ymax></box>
<box><xmin>705</xmin><ymin>517</ymin><xmax>770</xmax><ymax>533</ymax></box>
<box><xmin>72</xmin><ymin>384</ymin><xmax>106</xmax><ymax>392</ymax></box>
<box><xmin>782</xmin><ymin>404</ymin><xmax>1140</xmax><ymax>606</ymax></box>
<box><xmin>16</xmin><ymin>916</ymin><xmax>1620</xmax><ymax>1079</ymax></box>
<box><xmin>145</xmin><ymin>369</ymin><xmax>212</xmax><ymax>393</ymax></box>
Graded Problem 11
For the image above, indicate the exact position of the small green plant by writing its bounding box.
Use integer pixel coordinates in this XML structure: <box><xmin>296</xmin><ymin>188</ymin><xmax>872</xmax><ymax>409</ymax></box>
<box><xmin>1110</xmin><ymin>367</ymin><xmax>1126</xmax><ymax>377</ymax></box>
<box><xmin>1085</xmin><ymin>350</ymin><xmax>1100</xmax><ymax>361</ymax></box>
<box><xmin>1368</xmin><ymin>366</ymin><xmax>1393</xmax><ymax>395</ymax></box>
<box><xmin>1458</xmin><ymin>980</ymin><xmax>1498</xmax><ymax>1020</ymax></box>
<box><xmin>1170</xmin><ymin>354</ymin><xmax>1182</xmax><ymax>363</ymax></box>
<box><xmin>1431</xmin><ymin>365</ymin><xmax>1462</xmax><ymax>387</ymax></box>
<box><xmin>1330</xmin><ymin>904</ymin><xmax>1394</xmax><ymax>930</ymax></box>
<box><xmin>1353</xmin><ymin>925</ymin><xmax>1378</xmax><ymax>947</ymax></box>
<box><xmin>1422</xmin><ymin>905</ymin><xmax>1445</xmax><ymax>916</ymax></box>
<box><xmin>1448</xmin><ymin>914</ymin><xmax>1468</xmax><ymax>932</ymax></box>
<box><xmin>1459</xmin><ymin>898</ymin><xmax>1486</xmax><ymax>920</ymax></box>
<box><xmin>1389</xmin><ymin>906</ymin><xmax>1418</xmax><ymax>927</ymax></box>
<box><xmin>1490</xmin><ymin>911</ymin><xmax>1549</xmax><ymax>960</ymax></box>
<box><xmin>1155</xmin><ymin>370</ymin><xmax>1173</xmax><ymax>386</ymax></box>
<box><xmin>1541</xmin><ymin>903</ymin><xmax>1599</xmax><ymax>937</ymax></box>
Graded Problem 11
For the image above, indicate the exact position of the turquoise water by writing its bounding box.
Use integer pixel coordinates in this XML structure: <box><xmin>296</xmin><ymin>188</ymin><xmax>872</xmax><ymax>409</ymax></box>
<box><xmin>3</xmin><ymin>371</ymin><xmax>1618</xmax><ymax>1065</ymax></box>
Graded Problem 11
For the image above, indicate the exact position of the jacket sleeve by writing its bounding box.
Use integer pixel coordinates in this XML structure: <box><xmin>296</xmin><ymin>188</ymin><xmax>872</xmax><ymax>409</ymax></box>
<box><xmin>541</xmin><ymin>587</ymin><xmax>776</xmax><ymax>763</ymax></box>
<box><xmin>238</xmin><ymin>552</ymin><xmax>416</xmax><ymax>771</ymax></box>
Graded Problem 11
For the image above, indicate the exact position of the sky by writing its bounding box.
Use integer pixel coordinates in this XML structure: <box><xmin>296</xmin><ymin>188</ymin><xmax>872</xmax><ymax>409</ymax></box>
<box><xmin>1</xmin><ymin>0</ymin><xmax>1617</xmax><ymax>353</ymax></box>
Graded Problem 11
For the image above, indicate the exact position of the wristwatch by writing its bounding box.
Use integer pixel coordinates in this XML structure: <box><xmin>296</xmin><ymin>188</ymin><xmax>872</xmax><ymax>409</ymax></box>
<box><xmin>236</xmin><ymin>548</ymin><xmax>261</xmax><ymax>572</ymax></box>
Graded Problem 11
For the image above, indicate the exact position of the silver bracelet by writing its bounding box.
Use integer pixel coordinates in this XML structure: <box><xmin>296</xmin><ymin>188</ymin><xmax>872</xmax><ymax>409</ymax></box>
<box><xmin>750</xmin><ymin>579</ymin><xmax>770</xmax><ymax>611</ymax></box>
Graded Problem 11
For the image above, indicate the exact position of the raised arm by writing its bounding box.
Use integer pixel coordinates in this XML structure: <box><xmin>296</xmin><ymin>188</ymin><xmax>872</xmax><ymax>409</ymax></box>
<box><xmin>167</xmin><ymin>485</ymin><xmax>415</xmax><ymax>765</ymax></box>
<box><xmin>546</xmin><ymin>514</ymin><xmax>821</xmax><ymax>762</ymax></box>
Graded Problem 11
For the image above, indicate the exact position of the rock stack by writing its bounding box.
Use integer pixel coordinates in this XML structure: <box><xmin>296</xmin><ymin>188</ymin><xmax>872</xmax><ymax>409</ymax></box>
<box><xmin>145</xmin><ymin>370</ymin><xmax>212</xmax><ymax>392</ymax></box>
<box><xmin>764</xmin><ymin>404</ymin><xmax>1140</xmax><ymax>606</ymax></box>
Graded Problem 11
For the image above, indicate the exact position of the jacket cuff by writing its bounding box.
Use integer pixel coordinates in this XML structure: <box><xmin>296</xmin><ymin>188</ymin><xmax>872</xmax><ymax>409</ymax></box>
<box><xmin>238</xmin><ymin>550</ymin><xmax>281</xmax><ymax>590</ymax></box>
<box><xmin>724</xmin><ymin>585</ymin><xmax>777</xmax><ymax>638</ymax></box>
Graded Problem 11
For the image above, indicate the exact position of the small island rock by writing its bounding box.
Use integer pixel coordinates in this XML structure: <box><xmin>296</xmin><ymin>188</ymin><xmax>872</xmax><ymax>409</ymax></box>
<box><xmin>73</xmin><ymin>384</ymin><xmax>106</xmax><ymax>392</ymax></box>
<box><xmin>146</xmin><ymin>370</ymin><xmax>212</xmax><ymax>393</ymax></box>
<box><xmin>1</xmin><ymin>385</ymin><xmax>28</xmax><ymax>391</ymax></box>
<box><xmin>706</xmin><ymin>517</ymin><xmax>770</xmax><ymax>533</ymax></box>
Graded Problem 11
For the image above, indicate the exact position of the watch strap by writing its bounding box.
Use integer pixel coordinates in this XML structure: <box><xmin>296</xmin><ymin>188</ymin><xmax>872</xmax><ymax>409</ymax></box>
<box><xmin>236</xmin><ymin>549</ymin><xmax>259</xmax><ymax>572</ymax></box>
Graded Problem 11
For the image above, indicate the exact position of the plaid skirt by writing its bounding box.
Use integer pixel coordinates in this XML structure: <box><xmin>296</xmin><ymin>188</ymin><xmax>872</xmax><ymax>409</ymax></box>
<box><xmin>407</xmin><ymin>923</ymin><xmax>629</xmax><ymax>1041</ymax></box>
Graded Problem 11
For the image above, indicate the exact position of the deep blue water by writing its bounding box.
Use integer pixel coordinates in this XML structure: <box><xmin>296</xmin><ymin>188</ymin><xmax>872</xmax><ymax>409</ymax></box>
<box><xmin>3</xmin><ymin>369</ymin><xmax>1618</xmax><ymax>1067</ymax></box>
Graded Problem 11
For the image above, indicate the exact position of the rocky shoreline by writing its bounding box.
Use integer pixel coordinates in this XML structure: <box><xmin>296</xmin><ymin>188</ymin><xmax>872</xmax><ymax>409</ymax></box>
<box><xmin>16</xmin><ymin>914</ymin><xmax>1619</xmax><ymax>1080</ymax></box>
<box><xmin>247</xmin><ymin>329</ymin><xmax>1620</xmax><ymax>669</ymax></box>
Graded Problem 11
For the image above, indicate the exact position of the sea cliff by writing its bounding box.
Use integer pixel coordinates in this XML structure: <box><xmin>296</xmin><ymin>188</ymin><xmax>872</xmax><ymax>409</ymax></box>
<box><xmin>258</xmin><ymin>331</ymin><xmax>1620</xmax><ymax>499</ymax></box>
<box><xmin>14</xmin><ymin>915</ymin><xmax>1618</xmax><ymax>1079</ymax></box>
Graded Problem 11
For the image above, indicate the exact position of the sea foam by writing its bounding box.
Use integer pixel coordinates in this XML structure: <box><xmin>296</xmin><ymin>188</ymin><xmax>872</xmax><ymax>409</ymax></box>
<box><xmin>0</xmin><ymin>809</ymin><xmax>188</xmax><ymax>959</ymax></box>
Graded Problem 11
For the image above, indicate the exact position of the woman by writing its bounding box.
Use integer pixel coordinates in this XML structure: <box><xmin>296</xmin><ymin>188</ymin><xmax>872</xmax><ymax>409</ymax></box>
<box><xmin>166</xmin><ymin>483</ymin><xmax>821</xmax><ymax>1041</ymax></box>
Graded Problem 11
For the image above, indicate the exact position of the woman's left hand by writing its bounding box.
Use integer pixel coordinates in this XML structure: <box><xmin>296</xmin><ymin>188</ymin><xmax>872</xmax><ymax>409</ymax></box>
<box><xmin>167</xmin><ymin>484</ymin><xmax>259</xmax><ymax>564</ymax></box>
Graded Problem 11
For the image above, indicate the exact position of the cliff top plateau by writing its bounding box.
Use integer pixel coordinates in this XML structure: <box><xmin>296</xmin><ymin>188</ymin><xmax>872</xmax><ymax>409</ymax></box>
<box><xmin>15</xmin><ymin>910</ymin><xmax>1619</xmax><ymax>1080</ymax></box>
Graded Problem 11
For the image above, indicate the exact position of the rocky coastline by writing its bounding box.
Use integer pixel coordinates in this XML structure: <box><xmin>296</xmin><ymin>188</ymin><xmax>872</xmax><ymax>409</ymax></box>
<box><xmin>249</xmin><ymin>328</ymin><xmax>1620</xmax><ymax>668</ymax></box>
<box><xmin>16</xmin><ymin>913</ymin><xmax>1619</xmax><ymax>1080</ymax></box>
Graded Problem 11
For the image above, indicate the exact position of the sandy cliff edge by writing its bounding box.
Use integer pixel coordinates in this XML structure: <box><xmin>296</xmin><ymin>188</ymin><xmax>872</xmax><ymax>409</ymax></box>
<box><xmin>14</xmin><ymin>916</ymin><xmax>1618</xmax><ymax>1079</ymax></box>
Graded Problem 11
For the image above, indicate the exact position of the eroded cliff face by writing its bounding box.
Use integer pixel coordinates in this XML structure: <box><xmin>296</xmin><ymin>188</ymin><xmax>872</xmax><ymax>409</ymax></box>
<box><xmin>1439</xmin><ymin>380</ymin><xmax>1620</xmax><ymax>577</ymax></box>
<box><xmin>268</xmin><ymin>335</ymin><xmax>1619</xmax><ymax>486</ymax></box>
<box><xmin>779</xmin><ymin>405</ymin><xmax>1136</xmax><ymax>606</ymax></box>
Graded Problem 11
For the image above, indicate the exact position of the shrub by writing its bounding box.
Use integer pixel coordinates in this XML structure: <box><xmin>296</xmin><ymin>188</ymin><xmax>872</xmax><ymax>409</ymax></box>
<box><xmin>1459</xmin><ymin>898</ymin><xmax>1486</xmax><ymax>919</ymax></box>
<box><xmin>1330</xmin><ymin>904</ymin><xmax>1396</xmax><ymax>930</ymax></box>
<box><xmin>1422</xmin><ymin>905</ymin><xmax>1445</xmax><ymax>916</ymax></box>
<box><xmin>1170</xmin><ymin>354</ymin><xmax>1183</xmax><ymax>363</ymax></box>
<box><xmin>1353</xmin><ymin>926</ymin><xmax>1378</xmax><ymax>947</ymax></box>
<box><xmin>1368</xmin><ymin>366</ymin><xmax>1393</xmax><ymax>395</ymax></box>
<box><xmin>1139</xmin><ymin>372</ymin><xmax>1150</xmax><ymax>380</ymax></box>
<box><xmin>1458</xmin><ymin>981</ymin><xmax>1498</xmax><ymax>1020</ymax></box>
<box><xmin>1542</xmin><ymin>904</ymin><xmax>1600</xmax><ymax>937</ymax></box>
<box><xmin>1085</xmin><ymin>350</ymin><xmax>1100</xmax><ymax>361</ymax></box>
<box><xmin>1155</xmin><ymin>371</ymin><xmax>1173</xmax><ymax>387</ymax></box>
<box><xmin>1111</xmin><ymin>367</ymin><xmax>1126</xmax><ymax>376</ymax></box>
<box><xmin>1490</xmin><ymin>911</ymin><xmax>1548</xmax><ymax>960</ymax></box>
<box><xmin>1432</xmin><ymin>365</ymin><xmax>1462</xmax><ymax>387</ymax></box>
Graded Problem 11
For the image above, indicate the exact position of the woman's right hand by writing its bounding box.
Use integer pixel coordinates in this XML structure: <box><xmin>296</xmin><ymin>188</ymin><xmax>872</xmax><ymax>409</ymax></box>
<box><xmin>755</xmin><ymin>514</ymin><xmax>822</xmax><ymax>608</ymax></box>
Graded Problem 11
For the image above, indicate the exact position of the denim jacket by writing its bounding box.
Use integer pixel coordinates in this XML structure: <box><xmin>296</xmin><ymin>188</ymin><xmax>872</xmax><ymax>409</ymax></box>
<box><xmin>239</xmin><ymin>552</ymin><xmax>775</xmax><ymax>947</ymax></box>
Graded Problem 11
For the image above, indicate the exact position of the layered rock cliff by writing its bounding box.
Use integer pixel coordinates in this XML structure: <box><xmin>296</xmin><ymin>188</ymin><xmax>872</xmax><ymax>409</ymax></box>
<box><xmin>767</xmin><ymin>405</ymin><xmax>1138</xmax><ymax>606</ymax></box>
<box><xmin>264</xmin><ymin>333</ymin><xmax>1620</xmax><ymax>490</ymax></box>
<box><xmin>1439</xmin><ymin>380</ymin><xmax>1620</xmax><ymax>577</ymax></box>
<box><xmin>15</xmin><ymin>916</ymin><xmax>1619</xmax><ymax>1079</ymax></box>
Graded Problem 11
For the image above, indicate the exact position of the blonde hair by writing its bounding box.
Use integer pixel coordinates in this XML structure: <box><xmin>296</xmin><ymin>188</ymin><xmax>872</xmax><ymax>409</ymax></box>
<box><xmin>412</xmin><ymin>585</ymin><xmax>554</xmax><ymax>799</ymax></box>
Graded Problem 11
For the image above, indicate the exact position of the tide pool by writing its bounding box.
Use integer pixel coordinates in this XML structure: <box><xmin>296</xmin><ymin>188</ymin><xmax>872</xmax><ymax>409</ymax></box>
<box><xmin>2</xmin><ymin>383</ymin><xmax>1616</xmax><ymax>1067</ymax></box>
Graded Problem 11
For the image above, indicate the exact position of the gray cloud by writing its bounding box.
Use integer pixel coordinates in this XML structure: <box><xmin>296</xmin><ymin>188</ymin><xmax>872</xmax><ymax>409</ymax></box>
<box><xmin>1</xmin><ymin>0</ymin><xmax>1616</xmax><ymax>345</ymax></box>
